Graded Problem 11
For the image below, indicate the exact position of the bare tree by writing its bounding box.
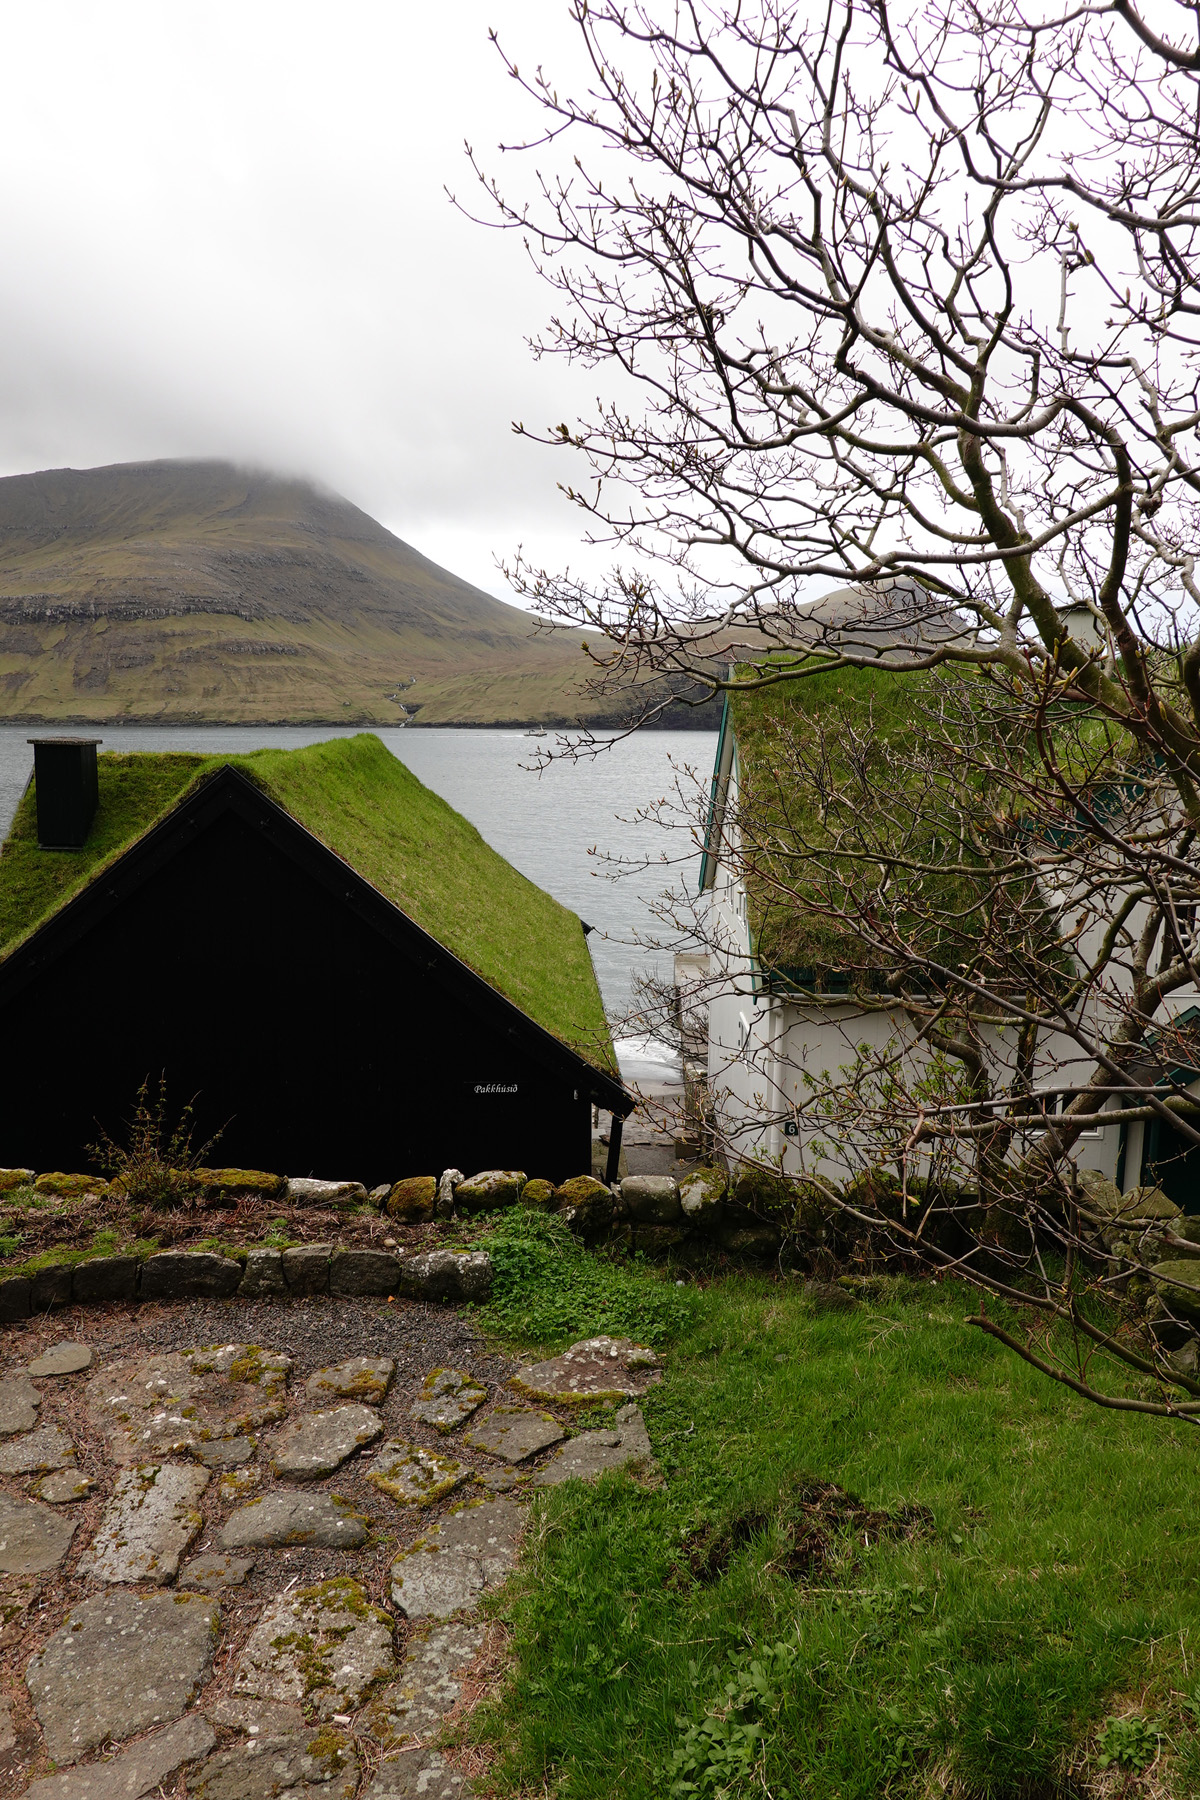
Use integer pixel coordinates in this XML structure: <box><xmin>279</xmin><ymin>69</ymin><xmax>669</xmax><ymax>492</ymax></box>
<box><xmin>468</xmin><ymin>0</ymin><xmax>1200</xmax><ymax>1415</ymax></box>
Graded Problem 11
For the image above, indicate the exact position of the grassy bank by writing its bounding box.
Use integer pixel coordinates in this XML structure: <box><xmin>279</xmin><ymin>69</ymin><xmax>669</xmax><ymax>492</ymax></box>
<box><xmin>464</xmin><ymin>1214</ymin><xmax>1200</xmax><ymax>1798</ymax></box>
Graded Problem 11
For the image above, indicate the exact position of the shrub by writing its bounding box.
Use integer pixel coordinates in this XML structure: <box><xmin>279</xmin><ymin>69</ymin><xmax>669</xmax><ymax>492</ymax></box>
<box><xmin>89</xmin><ymin>1076</ymin><xmax>223</xmax><ymax>1211</ymax></box>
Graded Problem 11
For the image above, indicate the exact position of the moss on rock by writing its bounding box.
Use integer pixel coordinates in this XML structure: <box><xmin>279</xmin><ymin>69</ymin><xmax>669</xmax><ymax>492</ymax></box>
<box><xmin>386</xmin><ymin>1176</ymin><xmax>437</xmax><ymax>1223</ymax></box>
<box><xmin>520</xmin><ymin>1178</ymin><xmax>556</xmax><ymax>1209</ymax></box>
<box><xmin>553</xmin><ymin>1175</ymin><xmax>610</xmax><ymax>1208</ymax></box>
<box><xmin>553</xmin><ymin>1175</ymin><xmax>614</xmax><ymax>1243</ymax></box>
<box><xmin>33</xmin><ymin>1172</ymin><xmax>103</xmax><ymax>1198</ymax></box>
<box><xmin>731</xmin><ymin>1166</ymin><xmax>793</xmax><ymax>1218</ymax></box>
<box><xmin>192</xmin><ymin>1167</ymin><xmax>287</xmax><ymax>1200</ymax></box>
<box><xmin>679</xmin><ymin>1167</ymin><xmax>726</xmax><ymax>1236</ymax></box>
<box><xmin>1150</xmin><ymin>1260</ymin><xmax>1200</xmax><ymax>1325</ymax></box>
<box><xmin>455</xmin><ymin>1170</ymin><xmax>526</xmax><ymax>1213</ymax></box>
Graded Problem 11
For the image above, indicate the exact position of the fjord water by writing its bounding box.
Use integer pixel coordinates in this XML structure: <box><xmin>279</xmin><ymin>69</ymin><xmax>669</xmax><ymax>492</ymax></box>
<box><xmin>0</xmin><ymin>725</ymin><xmax>716</xmax><ymax>1061</ymax></box>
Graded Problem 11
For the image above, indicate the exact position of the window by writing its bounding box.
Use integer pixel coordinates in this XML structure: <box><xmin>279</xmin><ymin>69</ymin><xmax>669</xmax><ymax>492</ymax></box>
<box><xmin>1056</xmin><ymin>1090</ymin><xmax>1103</xmax><ymax>1141</ymax></box>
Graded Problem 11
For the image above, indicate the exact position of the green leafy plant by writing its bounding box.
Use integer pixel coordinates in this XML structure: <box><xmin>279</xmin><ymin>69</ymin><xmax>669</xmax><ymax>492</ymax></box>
<box><xmin>474</xmin><ymin>1208</ymin><xmax>698</xmax><ymax>1348</ymax></box>
<box><xmin>667</xmin><ymin>1640</ymin><xmax>800</xmax><ymax>1797</ymax></box>
<box><xmin>1095</xmin><ymin>1713</ymin><xmax>1160</xmax><ymax>1771</ymax></box>
<box><xmin>89</xmin><ymin>1075</ymin><xmax>223</xmax><ymax>1211</ymax></box>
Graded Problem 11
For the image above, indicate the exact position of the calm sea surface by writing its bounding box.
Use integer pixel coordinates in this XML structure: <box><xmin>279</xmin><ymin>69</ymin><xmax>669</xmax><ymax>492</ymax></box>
<box><xmin>0</xmin><ymin>725</ymin><xmax>717</xmax><ymax>1064</ymax></box>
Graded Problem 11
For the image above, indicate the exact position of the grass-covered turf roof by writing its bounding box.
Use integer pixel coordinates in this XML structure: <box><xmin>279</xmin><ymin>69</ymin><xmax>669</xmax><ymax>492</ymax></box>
<box><xmin>724</xmin><ymin>663</ymin><xmax>1061</xmax><ymax>986</ymax></box>
<box><xmin>0</xmin><ymin>733</ymin><xmax>616</xmax><ymax>1072</ymax></box>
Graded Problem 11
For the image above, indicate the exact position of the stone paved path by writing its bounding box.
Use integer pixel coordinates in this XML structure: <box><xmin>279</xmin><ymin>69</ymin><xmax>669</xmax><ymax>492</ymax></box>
<box><xmin>0</xmin><ymin>1314</ymin><xmax>659</xmax><ymax>1797</ymax></box>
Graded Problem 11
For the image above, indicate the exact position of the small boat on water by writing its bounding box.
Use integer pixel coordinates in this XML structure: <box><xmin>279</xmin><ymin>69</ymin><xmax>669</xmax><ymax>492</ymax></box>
<box><xmin>525</xmin><ymin>728</ymin><xmax>548</xmax><ymax>738</ymax></box>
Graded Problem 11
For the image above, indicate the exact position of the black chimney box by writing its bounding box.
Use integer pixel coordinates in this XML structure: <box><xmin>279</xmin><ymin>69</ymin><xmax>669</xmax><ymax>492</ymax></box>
<box><xmin>28</xmin><ymin>739</ymin><xmax>102</xmax><ymax>849</ymax></box>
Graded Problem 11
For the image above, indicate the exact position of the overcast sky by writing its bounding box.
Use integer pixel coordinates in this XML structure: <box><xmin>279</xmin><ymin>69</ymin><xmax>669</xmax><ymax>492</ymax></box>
<box><xmin>0</xmin><ymin>1</ymin><xmax>603</xmax><ymax>598</ymax></box>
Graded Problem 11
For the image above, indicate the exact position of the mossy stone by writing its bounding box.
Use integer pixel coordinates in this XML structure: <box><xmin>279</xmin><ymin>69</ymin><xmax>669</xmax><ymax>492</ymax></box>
<box><xmin>1110</xmin><ymin>1185</ymin><xmax>1183</xmax><ymax>1223</ymax></box>
<box><xmin>520</xmin><ymin>1178</ymin><xmax>556</xmax><ymax>1209</ymax></box>
<box><xmin>720</xmin><ymin>1222</ymin><xmax>782</xmax><ymax>1261</ymax></box>
<box><xmin>33</xmin><ymin>1173</ymin><xmax>101</xmax><ymax>1199</ymax></box>
<box><xmin>386</xmin><ymin>1177</ymin><xmax>437</xmax><ymax>1223</ymax></box>
<box><xmin>553</xmin><ymin>1175</ymin><xmax>610</xmax><ymax>1209</ymax></box>
<box><xmin>631</xmin><ymin>1224</ymin><xmax>690</xmax><ymax>1257</ymax></box>
<box><xmin>680</xmin><ymin>1159</ymin><xmax>726</xmax><ymax>1231</ymax></box>
<box><xmin>621</xmin><ymin>1176</ymin><xmax>681</xmax><ymax>1224</ymax></box>
<box><xmin>193</xmin><ymin>1168</ymin><xmax>287</xmax><ymax>1201</ymax></box>
<box><xmin>454</xmin><ymin>1170</ymin><xmax>525</xmax><ymax>1213</ymax></box>
<box><xmin>1150</xmin><ymin>1260</ymin><xmax>1200</xmax><ymax>1325</ymax></box>
<box><xmin>1077</xmin><ymin>1169</ymin><xmax>1123</xmax><ymax>1214</ymax></box>
<box><xmin>0</xmin><ymin>1170</ymin><xmax>33</xmax><ymax>1194</ymax></box>
<box><xmin>553</xmin><ymin>1176</ymin><xmax>614</xmax><ymax>1243</ymax></box>
<box><xmin>731</xmin><ymin>1167</ymin><xmax>793</xmax><ymax>1217</ymax></box>
<box><xmin>1166</xmin><ymin>1217</ymin><xmax>1200</xmax><ymax>1259</ymax></box>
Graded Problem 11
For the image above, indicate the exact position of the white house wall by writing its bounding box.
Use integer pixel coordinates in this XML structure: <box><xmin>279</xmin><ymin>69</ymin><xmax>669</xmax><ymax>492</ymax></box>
<box><xmin>697</xmin><ymin>741</ymin><xmax>1126</xmax><ymax>1185</ymax></box>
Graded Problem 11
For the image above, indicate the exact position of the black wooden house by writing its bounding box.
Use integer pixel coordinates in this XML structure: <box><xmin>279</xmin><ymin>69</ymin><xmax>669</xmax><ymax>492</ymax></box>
<box><xmin>0</xmin><ymin>734</ymin><xmax>630</xmax><ymax>1182</ymax></box>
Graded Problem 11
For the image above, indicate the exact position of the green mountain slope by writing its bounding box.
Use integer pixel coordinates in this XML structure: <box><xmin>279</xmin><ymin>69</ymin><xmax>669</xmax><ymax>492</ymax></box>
<box><xmin>0</xmin><ymin>459</ymin><xmax>608</xmax><ymax>725</ymax></box>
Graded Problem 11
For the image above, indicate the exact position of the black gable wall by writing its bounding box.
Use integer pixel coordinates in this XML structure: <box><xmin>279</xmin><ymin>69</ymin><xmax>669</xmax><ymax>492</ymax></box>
<box><xmin>0</xmin><ymin>805</ymin><xmax>595</xmax><ymax>1183</ymax></box>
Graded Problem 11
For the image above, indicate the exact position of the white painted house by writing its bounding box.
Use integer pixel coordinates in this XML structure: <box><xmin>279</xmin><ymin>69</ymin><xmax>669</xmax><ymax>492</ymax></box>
<box><xmin>679</xmin><ymin>607</ymin><xmax>1200</xmax><ymax>1206</ymax></box>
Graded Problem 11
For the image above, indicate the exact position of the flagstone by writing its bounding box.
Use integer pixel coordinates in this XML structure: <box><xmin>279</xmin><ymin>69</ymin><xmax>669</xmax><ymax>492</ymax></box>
<box><xmin>26</xmin><ymin>1588</ymin><xmax>219</xmax><ymax>1762</ymax></box>
<box><xmin>189</xmin><ymin>1724</ymin><xmax>358</xmax><ymax>1800</ymax></box>
<box><xmin>390</xmin><ymin>1496</ymin><xmax>525</xmax><ymax>1619</ymax></box>
<box><xmin>22</xmin><ymin>1712</ymin><xmax>216</xmax><ymax>1800</ymax></box>
<box><xmin>367</xmin><ymin>1440</ymin><xmax>472</xmax><ymax>1507</ymax></box>
<box><xmin>35</xmin><ymin>1469</ymin><xmax>96</xmax><ymax>1504</ymax></box>
<box><xmin>0</xmin><ymin>1424</ymin><xmax>75</xmax><ymax>1474</ymax></box>
<box><xmin>409</xmin><ymin>1368</ymin><xmax>488</xmax><ymax>1433</ymax></box>
<box><xmin>364</xmin><ymin>1748</ymin><xmax>470</xmax><ymax>1798</ymax></box>
<box><xmin>534</xmin><ymin>1403</ymin><xmax>655</xmax><ymax>1486</ymax></box>
<box><xmin>86</xmin><ymin>1345</ymin><xmax>291</xmax><ymax>1464</ymax></box>
<box><xmin>511</xmin><ymin>1336</ymin><xmax>658</xmax><ymax>1405</ymax></box>
<box><xmin>463</xmin><ymin>1406</ymin><xmax>564</xmax><ymax>1464</ymax></box>
<box><xmin>268</xmin><ymin>1404</ymin><xmax>383</xmax><ymax>1478</ymax></box>
<box><xmin>179</xmin><ymin>1552</ymin><xmax>256</xmax><ymax>1592</ymax></box>
<box><xmin>221</xmin><ymin>1489</ymin><xmax>368</xmax><ymax>1551</ymax></box>
<box><xmin>27</xmin><ymin>1342</ymin><xmax>93</xmax><ymax>1378</ymax></box>
<box><xmin>304</xmin><ymin>1356</ymin><xmax>395</xmax><ymax>1404</ymax></box>
<box><xmin>0</xmin><ymin>1373</ymin><xmax>41</xmax><ymax>1435</ymax></box>
<box><xmin>233</xmin><ymin>1576</ymin><xmax>395</xmax><ymax>1718</ymax></box>
<box><xmin>0</xmin><ymin>1490</ymin><xmax>77</xmax><ymax>1573</ymax></box>
<box><xmin>80</xmin><ymin>1463</ymin><xmax>210</xmax><ymax>1583</ymax></box>
<box><xmin>365</xmin><ymin>1619</ymin><xmax>486</xmax><ymax>1746</ymax></box>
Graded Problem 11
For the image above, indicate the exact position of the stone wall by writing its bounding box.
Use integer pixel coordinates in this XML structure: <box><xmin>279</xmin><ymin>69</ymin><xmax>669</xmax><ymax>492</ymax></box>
<box><xmin>0</xmin><ymin>1162</ymin><xmax>770</xmax><ymax>1320</ymax></box>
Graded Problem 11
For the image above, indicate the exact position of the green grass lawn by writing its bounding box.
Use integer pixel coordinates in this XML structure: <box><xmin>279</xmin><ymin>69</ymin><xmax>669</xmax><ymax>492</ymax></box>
<box><xmin>464</xmin><ymin>1215</ymin><xmax>1200</xmax><ymax>1798</ymax></box>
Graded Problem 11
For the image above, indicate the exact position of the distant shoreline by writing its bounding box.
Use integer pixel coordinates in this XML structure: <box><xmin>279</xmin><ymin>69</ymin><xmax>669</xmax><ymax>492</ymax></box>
<box><xmin>0</xmin><ymin>712</ymin><xmax>720</xmax><ymax>731</ymax></box>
